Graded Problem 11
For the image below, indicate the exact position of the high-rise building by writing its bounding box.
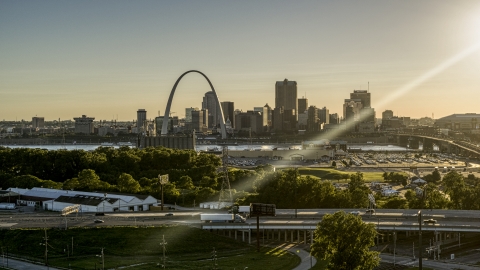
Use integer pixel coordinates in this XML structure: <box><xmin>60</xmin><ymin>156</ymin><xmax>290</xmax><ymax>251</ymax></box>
<box><xmin>272</xmin><ymin>107</ymin><xmax>284</xmax><ymax>132</ymax></box>
<box><xmin>382</xmin><ymin>110</ymin><xmax>394</xmax><ymax>120</ymax></box>
<box><xmin>192</xmin><ymin>110</ymin><xmax>207</xmax><ymax>132</ymax></box>
<box><xmin>32</xmin><ymin>117</ymin><xmax>45</xmax><ymax>128</ymax></box>
<box><xmin>329</xmin><ymin>113</ymin><xmax>340</xmax><ymax>124</ymax></box>
<box><xmin>221</xmin><ymin>101</ymin><xmax>235</xmax><ymax>129</ymax></box>
<box><xmin>202</xmin><ymin>91</ymin><xmax>219</xmax><ymax>128</ymax></box>
<box><xmin>234</xmin><ymin>111</ymin><xmax>263</xmax><ymax>134</ymax></box>
<box><xmin>262</xmin><ymin>104</ymin><xmax>272</xmax><ymax>132</ymax></box>
<box><xmin>343</xmin><ymin>99</ymin><xmax>363</xmax><ymax>121</ymax></box>
<box><xmin>137</xmin><ymin>109</ymin><xmax>147</xmax><ymax>131</ymax></box>
<box><xmin>350</xmin><ymin>90</ymin><xmax>371</xmax><ymax>108</ymax></box>
<box><xmin>307</xmin><ymin>106</ymin><xmax>320</xmax><ymax>132</ymax></box>
<box><xmin>185</xmin><ymin>107</ymin><xmax>199</xmax><ymax>123</ymax></box>
<box><xmin>73</xmin><ymin>115</ymin><xmax>95</xmax><ymax>134</ymax></box>
<box><xmin>298</xmin><ymin>97</ymin><xmax>308</xmax><ymax>114</ymax></box>
<box><xmin>317</xmin><ymin>107</ymin><xmax>329</xmax><ymax>125</ymax></box>
<box><xmin>275</xmin><ymin>79</ymin><xmax>298</xmax><ymax>120</ymax></box>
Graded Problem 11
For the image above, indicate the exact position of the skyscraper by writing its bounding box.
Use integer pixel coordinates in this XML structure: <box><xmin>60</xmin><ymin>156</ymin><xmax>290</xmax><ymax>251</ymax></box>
<box><xmin>275</xmin><ymin>79</ymin><xmax>298</xmax><ymax>120</ymax></box>
<box><xmin>317</xmin><ymin>107</ymin><xmax>330</xmax><ymax>125</ymax></box>
<box><xmin>382</xmin><ymin>110</ymin><xmax>394</xmax><ymax>120</ymax></box>
<box><xmin>298</xmin><ymin>97</ymin><xmax>308</xmax><ymax>114</ymax></box>
<box><xmin>221</xmin><ymin>101</ymin><xmax>235</xmax><ymax>129</ymax></box>
<box><xmin>202</xmin><ymin>91</ymin><xmax>220</xmax><ymax>128</ymax></box>
<box><xmin>350</xmin><ymin>90</ymin><xmax>371</xmax><ymax>108</ymax></box>
<box><xmin>137</xmin><ymin>109</ymin><xmax>147</xmax><ymax>131</ymax></box>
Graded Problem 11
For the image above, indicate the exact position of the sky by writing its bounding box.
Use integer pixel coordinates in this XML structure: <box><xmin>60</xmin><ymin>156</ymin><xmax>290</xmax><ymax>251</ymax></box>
<box><xmin>1</xmin><ymin>0</ymin><xmax>480</xmax><ymax>122</ymax></box>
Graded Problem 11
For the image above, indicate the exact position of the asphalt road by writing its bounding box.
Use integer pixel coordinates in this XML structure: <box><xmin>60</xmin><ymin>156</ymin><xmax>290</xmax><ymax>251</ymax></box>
<box><xmin>380</xmin><ymin>254</ymin><xmax>480</xmax><ymax>270</ymax></box>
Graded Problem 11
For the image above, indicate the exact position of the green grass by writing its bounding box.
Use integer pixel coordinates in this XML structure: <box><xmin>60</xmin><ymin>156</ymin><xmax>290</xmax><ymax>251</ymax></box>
<box><xmin>0</xmin><ymin>226</ymin><xmax>300</xmax><ymax>270</ymax></box>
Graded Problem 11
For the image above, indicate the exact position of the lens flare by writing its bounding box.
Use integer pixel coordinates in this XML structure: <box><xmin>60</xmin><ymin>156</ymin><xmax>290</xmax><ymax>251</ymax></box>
<box><xmin>314</xmin><ymin>40</ymin><xmax>480</xmax><ymax>142</ymax></box>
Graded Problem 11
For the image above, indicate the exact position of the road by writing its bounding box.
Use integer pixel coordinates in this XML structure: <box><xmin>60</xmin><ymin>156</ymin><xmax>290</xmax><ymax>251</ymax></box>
<box><xmin>380</xmin><ymin>254</ymin><xmax>480</xmax><ymax>270</ymax></box>
<box><xmin>1</xmin><ymin>257</ymin><xmax>59</xmax><ymax>270</ymax></box>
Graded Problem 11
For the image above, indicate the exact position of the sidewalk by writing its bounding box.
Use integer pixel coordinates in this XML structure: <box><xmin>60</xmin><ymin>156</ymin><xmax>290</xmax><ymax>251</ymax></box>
<box><xmin>273</xmin><ymin>243</ymin><xmax>317</xmax><ymax>270</ymax></box>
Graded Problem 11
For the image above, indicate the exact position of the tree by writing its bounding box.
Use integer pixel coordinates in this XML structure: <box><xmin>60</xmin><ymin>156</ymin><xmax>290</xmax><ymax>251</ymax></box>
<box><xmin>311</xmin><ymin>211</ymin><xmax>380</xmax><ymax>270</ymax></box>
<box><xmin>331</xmin><ymin>161</ymin><xmax>336</xmax><ymax>167</ymax></box>
<box><xmin>117</xmin><ymin>173</ymin><xmax>141</xmax><ymax>193</ymax></box>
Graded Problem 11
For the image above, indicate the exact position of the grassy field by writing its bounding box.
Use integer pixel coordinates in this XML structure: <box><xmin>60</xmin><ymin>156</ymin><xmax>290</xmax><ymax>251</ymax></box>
<box><xmin>0</xmin><ymin>226</ymin><xmax>300</xmax><ymax>270</ymax></box>
<box><xmin>296</xmin><ymin>167</ymin><xmax>386</xmax><ymax>182</ymax></box>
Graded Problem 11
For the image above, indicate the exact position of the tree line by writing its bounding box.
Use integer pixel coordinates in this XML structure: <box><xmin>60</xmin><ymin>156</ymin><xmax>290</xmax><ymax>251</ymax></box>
<box><xmin>1</xmin><ymin>146</ymin><xmax>479</xmax><ymax>210</ymax></box>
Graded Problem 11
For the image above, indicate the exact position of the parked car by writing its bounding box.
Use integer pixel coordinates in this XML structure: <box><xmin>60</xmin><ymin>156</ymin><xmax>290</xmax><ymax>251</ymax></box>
<box><xmin>365</xmin><ymin>209</ymin><xmax>375</xmax><ymax>213</ymax></box>
<box><xmin>350</xmin><ymin>211</ymin><xmax>361</xmax><ymax>216</ymax></box>
<box><xmin>423</xmin><ymin>219</ymin><xmax>436</xmax><ymax>224</ymax></box>
<box><xmin>165</xmin><ymin>213</ymin><xmax>174</xmax><ymax>216</ymax></box>
<box><xmin>94</xmin><ymin>219</ymin><xmax>104</xmax><ymax>223</ymax></box>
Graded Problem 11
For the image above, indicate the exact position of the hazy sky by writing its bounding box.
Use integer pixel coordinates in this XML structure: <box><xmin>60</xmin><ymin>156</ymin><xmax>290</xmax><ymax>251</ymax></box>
<box><xmin>1</xmin><ymin>1</ymin><xmax>480</xmax><ymax>121</ymax></box>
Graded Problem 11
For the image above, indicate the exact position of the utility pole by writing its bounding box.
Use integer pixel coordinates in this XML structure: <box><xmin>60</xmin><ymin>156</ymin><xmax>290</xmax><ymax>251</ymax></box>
<box><xmin>159</xmin><ymin>235</ymin><xmax>167</xmax><ymax>269</ymax></box>
<box><xmin>72</xmin><ymin>237</ymin><xmax>73</xmax><ymax>256</ymax></box>
<box><xmin>418</xmin><ymin>210</ymin><xmax>422</xmax><ymax>270</ymax></box>
<box><xmin>101</xmin><ymin>248</ymin><xmax>104</xmax><ymax>270</ymax></box>
<box><xmin>211</xmin><ymin>247</ymin><xmax>217</xmax><ymax>270</ymax></box>
<box><xmin>42</xmin><ymin>229</ymin><xmax>49</xmax><ymax>269</ymax></box>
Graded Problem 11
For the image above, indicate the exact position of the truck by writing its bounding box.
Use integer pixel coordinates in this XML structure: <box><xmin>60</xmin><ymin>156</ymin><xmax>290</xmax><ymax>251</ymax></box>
<box><xmin>200</xmin><ymin>213</ymin><xmax>246</xmax><ymax>223</ymax></box>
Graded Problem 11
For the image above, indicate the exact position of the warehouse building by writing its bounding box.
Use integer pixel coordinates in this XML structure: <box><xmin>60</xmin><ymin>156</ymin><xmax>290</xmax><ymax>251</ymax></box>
<box><xmin>7</xmin><ymin>187</ymin><xmax>158</xmax><ymax>213</ymax></box>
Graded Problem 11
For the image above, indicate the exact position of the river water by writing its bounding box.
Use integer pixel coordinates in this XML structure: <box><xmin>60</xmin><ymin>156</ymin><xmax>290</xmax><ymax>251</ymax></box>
<box><xmin>1</xmin><ymin>144</ymin><xmax>409</xmax><ymax>152</ymax></box>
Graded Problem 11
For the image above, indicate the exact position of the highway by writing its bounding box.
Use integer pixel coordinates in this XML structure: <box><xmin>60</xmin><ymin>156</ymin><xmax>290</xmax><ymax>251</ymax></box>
<box><xmin>1</xmin><ymin>208</ymin><xmax>479</xmax><ymax>232</ymax></box>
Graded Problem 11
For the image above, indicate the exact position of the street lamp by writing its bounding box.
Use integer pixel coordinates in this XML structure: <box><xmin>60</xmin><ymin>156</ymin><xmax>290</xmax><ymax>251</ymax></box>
<box><xmin>103</xmin><ymin>193</ymin><xmax>107</xmax><ymax>214</ymax></box>
<box><xmin>158</xmin><ymin>174</ymin><xmax>169</xmax><ymax>211</ymax></box>
<box><xmin>96</xmin><ymin>248</ymin><xmax>105</xmax><ymax>270</ymax></box>
<box><xmin>418</xmin><ymin>210</ymin><xmax>423</xmax><ymax>270</ymax></box>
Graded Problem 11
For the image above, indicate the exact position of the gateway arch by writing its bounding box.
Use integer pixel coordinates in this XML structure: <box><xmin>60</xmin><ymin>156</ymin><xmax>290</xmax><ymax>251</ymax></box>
<box><xmin>161</xmin><ymin>70</ymin><xmax>227</xmax><ymax>139</ymax></box>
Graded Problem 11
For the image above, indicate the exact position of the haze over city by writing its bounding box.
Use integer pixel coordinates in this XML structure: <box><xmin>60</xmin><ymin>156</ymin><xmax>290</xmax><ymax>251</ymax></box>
<box><xmin>1</xmin><ymin>1</ymin><xmax>480</xmax><ymax>121</ymax></box>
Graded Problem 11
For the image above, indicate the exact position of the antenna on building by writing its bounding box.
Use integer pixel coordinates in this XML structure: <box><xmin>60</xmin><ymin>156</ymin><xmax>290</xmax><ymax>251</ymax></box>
<box><xmin>368</xmin><ymin>81</ymin><xmax>369</xmax><ymax>91</ymax></box>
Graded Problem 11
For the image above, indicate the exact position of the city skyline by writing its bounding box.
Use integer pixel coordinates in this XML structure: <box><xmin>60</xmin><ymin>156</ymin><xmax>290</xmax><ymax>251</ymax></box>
<box><xmin>2</xmin><ymin>1</ymin><xmax>480</xmax><ymax>121</ymax></box>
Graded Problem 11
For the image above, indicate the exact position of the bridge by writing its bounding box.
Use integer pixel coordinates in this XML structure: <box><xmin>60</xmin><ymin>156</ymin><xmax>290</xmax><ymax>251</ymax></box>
<box><xmin>201</xmin><ymin>208</ymin><xmax>480</xmax><ymax>249</ymax></box>
<box><xmin>391</xmin><ymin>133</ymin><xmax>480</xmax><ymax>158</ymax></box>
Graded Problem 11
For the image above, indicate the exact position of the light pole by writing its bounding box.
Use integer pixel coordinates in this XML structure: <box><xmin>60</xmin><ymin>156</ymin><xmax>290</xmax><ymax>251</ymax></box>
<box><xmin>103</xmin><ymin>193</ymin><xmax>107</xmax><ymax>214</ymax></box>
<box><xmin>418</xmin><ymin>210</ymin><xmax>422</xmax><ymax>270</ymax></box>
<box><xmin>158</xmin><ymin>174</ymin><xmax>169</xmax><ymax>211</ymax></box>
<box><xmin>393</xmin><ymin>227</ymin><xmax>396</xmax><ymax>266</ymax></box>
<box><xmin>96</xmin><ymin>248</ymin><xmax>105</xmax><ymax>270</ymax></box>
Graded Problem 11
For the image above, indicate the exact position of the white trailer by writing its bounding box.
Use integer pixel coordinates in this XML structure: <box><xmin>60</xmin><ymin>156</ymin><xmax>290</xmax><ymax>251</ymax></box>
<box><xmin>0</xmin><ymin>203</ymin><xmax>16</xmax><ymax>210</ymax></box>
<box><xmin>238</xmin><ymin>206</ymin><xmax>250</xmax><ymax>213</ymax></box>
<box><xmin>200</xmin><ymin>213</ymin><xmax>245</xmax><ymax>223</ymax></box>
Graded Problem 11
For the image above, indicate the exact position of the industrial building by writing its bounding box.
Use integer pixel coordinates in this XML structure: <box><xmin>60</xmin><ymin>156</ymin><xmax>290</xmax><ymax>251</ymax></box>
<box><xmin>6</xmin><ymin>187</ymin><xmax>158</xmax><ymax>213</ymax></box>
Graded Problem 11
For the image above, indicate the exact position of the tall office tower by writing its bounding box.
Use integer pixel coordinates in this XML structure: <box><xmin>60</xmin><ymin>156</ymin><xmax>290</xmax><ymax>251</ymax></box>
<box><xmin>361</xmin><ymin>107</ymin><xmax>376</xmax><ymax>122</ymax></box>
<box><xmin>272</xmin><ymin>107</ymin><xmax>284</xmax><ymax>132</ymax></box>
<box><xmin>262</xmin><ymin>103</ymin><xmax>272</xmax><ymax>132</ymax></box>
<box><xmin>234</xmin><ymin>111</ymin><xmax>263</xmax><ymax>134</ymax></box>
<box><xmin>32</xmin><ymin>117</ymin><xmax>45</xmax><ymax>128</ymax></box>
<box><xmin>343</xmin><ymin>99</ymin><xmax>363</xmax><ymax>121</ymax></box>
<box><xmin>221</xmin><ymin>101</ymin><xmax>235</xmax><ymax>129</ymax></box>
<box><xmin>137</xmin><ymin>109</ymin><xmax>147</xmax><ymax>131</ymax></box>
<box><xmin>382</xmin><ymin>110</ymin><xmax>394</xmax><ymax>120</ymax></box>
<box><xmin>202</xmin><ymin>91</ymin><xmax>220</xmax><ymax>128</ymax></box>
<box><xmin>275</xmin><ymin>79</ymin><xmax>298</xmax><ymax>120</ymax></box>
<box><xmin>329</xmin><ymin>113</ymin><xmax>340</xmax><ymax>124</ymax></box>
<box><xmin>73</xmin><ymin>115</ymin><xmax>95</xmax><ymax>134</ymax></box>
<box><xmin>192</xmin><ymin>110</ymin><xmax>207</xmax><ymax>132</ymax></box>
<box><xmin>298</xmin><ymin>97</ymin><xmax>308</xmax><ymax>114</ymax></box>
<box><xmin>317</xmin><ymin>107</ymin><xmax>330</xmax><ymax>125</ymax></box>
<box><xmin>185</xmin><ymin>107</ymin><xmax>199</xmax><ymax>123</ymax></box>
<box><xmin>350</xmin><ymin>90</ymin><xmax>371</xmax><ymax>108</ymax></box>
<box><xmin>307</xmin><ymin>106</ymin><xmax>320</xmax><ymax>132</ymax></box>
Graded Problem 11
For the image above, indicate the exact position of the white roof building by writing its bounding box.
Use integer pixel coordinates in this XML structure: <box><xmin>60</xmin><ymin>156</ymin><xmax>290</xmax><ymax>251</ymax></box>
<box><xmin>7</xmin><ymin>187</ymin><xmax>158</xmax><ymax>212</ymax></box>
